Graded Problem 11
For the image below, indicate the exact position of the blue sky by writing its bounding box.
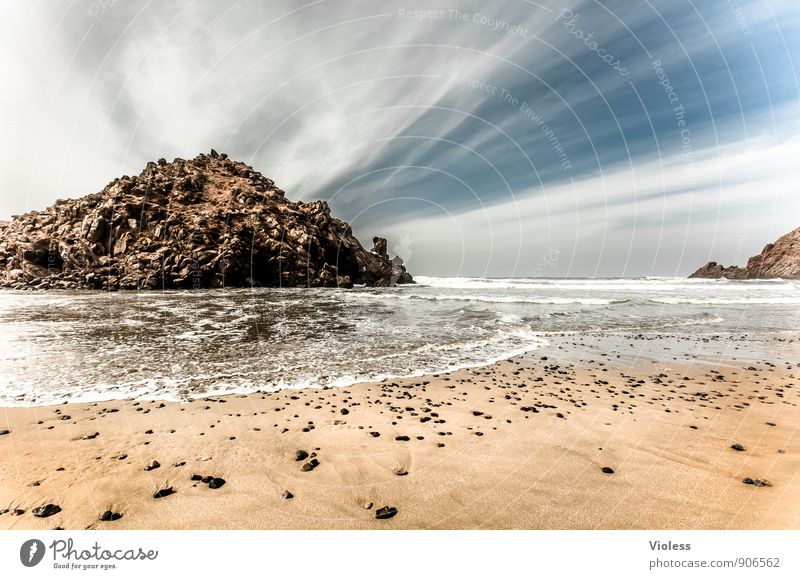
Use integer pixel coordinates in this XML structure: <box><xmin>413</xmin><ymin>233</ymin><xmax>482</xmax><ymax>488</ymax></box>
<box><xmin>2</xmin><ymin>0</ymin><xmax>799</xmax><ymax>276</ymax></box>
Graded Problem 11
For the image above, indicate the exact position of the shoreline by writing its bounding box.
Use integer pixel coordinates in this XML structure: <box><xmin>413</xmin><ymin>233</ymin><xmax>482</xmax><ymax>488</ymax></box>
<box><xmin>2</xmin><ymin>325</ymin><xmax>795</xmax><ymax>409</ymax></box>
<box><xmin>1</xmin><ymin>332</ymin><xmax>798</xmax><ymax>530</ymax></box>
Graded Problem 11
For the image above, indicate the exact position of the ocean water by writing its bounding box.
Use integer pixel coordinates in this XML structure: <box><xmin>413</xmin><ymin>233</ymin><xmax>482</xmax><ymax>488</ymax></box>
<box><xmin>0</xmin><ymin>277</ymin><xmax>798</xmax><ymax>406</ymax></box>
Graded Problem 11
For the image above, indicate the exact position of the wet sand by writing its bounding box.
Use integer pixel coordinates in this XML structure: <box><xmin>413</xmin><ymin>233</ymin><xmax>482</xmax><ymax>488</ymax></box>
<box><xmin>1</xmin><ymin>333</ymin><xmax>798</xmax><ymax>530</ymax></box>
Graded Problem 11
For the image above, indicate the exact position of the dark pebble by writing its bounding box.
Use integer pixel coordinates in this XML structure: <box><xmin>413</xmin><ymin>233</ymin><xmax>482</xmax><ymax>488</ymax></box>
<box><xmin>375</xmin><ymin>506</ymin><xmax>398</xmax><ymax>520</ymax></box>
<box><xmin>300</xmin><ymin>458</ymin><xmax>320</xmax><ymax>472</ymax></box>
<box><xmin>191</xmin><ymin>474</ymin><xmax>203</xmax><ymax>481</ymax></box>
<box><xmin>81</xmin><ymin>432</ymin><xmax>100</xmax><ymax>440</ymax></box>
<box><xmin>742</xmin><ymin>477</ymin><xmax>755</xmax><ymax>485</ymax></box>
<box><xmin>340</xmin><ymin>408</ymin><xmax>349</xmax><ymax>415</ymax></box>
<box><xmin>144</xmin><ymin>460</ymin><xmax>160</xmax><ymax>471</ymax></box>
<box><xmin>601</xmin><ymin>467</ymin><xmax>615</xmax><ymax>474</ymax></box>
<box><xmin>295</xmin><ymin>450</ymin><xmax>309</xmax><ymax>461</ymax></box>
<box><xmin>395</xmin><ymin>435</ymin><xmax>410</xmax><ymax>441</ymax></box>
<box><xmin>208</xmin><ymin>477</ymin><xmax>226</xmax><ymax>489</ymax></box>
<box><xmin>282</xmin><ymin>490</ymin><xmax>294</xmax><ymax>499</ymax></box>
<box><xmin>153</xmin><ymin>487</ymin><xmax>175</xmax><ymax>499</ymax></box>
<box><xmin>0</xmin><ymin>429</ymin><xmax>10</xmax><ymax>436</ymax></box>
<box><xmin>32</xmin><ymin>504</ymin><xmax>61</xmax><ymax>518</ymax></box>
<box><xmin>731</xmin><ymin>443</ymin><xmax>745</xmax><ymax>452</ymax></box>
<box><xmin>99</xmin><ymin>511</ymin><xmax>123</xmax><ymax>522</ymax></box>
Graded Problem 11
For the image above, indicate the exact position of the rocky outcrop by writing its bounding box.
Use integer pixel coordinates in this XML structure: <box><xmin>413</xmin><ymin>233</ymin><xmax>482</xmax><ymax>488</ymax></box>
<box><xmin>0</xmin><ymin>150</ymin><xmax>413</xmax><ymax>290</ymax></box>
<box><xmin>690</xmin><ymin>226</ymin><xmax>800</xmax><ymax>279</ymax></box>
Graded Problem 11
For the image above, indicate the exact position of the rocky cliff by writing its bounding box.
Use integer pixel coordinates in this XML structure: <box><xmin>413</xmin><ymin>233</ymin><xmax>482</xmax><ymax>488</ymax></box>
<box><xmin>0</xmin><ymin>151</ymin><xmax>413</xmax><ymax>290</ymax></box>
<box><xmin>689</xmin><ymin>226</ymin><xmax>800</xmax><ymax>279</ymax></box>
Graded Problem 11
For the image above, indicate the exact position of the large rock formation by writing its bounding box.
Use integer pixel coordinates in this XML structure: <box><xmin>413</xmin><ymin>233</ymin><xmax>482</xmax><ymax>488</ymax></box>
<box><xmin>0</xmin><ymin>151</ymin><xmax>413</xmax><ymax>290</ymax></box>
<box><xmin>689</xmin><ymin>226</ymin><xmax>800</xmax><ymax>279</ymax></box>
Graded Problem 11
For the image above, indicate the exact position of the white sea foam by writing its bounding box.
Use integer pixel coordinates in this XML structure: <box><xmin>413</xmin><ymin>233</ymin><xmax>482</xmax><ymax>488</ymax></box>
<box><xmin>392</xmin><ymin>293</ymin><xmax>625</xmax><ymax>305</ymax></box>
<box><xmin>1</xmin><ymin>276</ymin><xmax>797</xmax><ymax>406</ymax></box>
<box><xmin>649</xmin><ymin>297</ymin><xmax>800</xmax><ymax>305</ymax></box>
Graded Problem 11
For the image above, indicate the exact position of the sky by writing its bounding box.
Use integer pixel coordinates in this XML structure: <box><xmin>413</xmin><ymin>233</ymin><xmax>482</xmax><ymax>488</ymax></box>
<box><xmin>1</xmin><ymin>0</ymin><xmax>799</xmax><ymax>277</ymax></box>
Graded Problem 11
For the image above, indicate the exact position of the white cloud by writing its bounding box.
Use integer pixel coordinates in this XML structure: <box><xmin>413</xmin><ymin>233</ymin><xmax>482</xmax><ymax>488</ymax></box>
<box><xmin>373</xmin><ymin>130</ymin><xmax>800</xmax><ymax>277</ymax></box>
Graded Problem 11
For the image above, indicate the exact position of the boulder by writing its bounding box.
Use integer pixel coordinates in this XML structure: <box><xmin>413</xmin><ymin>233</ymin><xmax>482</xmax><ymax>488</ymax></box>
<box><xmin>690</xmin><ymin>227</ymin><xmax>800</xmax><ymax>279</ymax></box>
<box><xmin>0</xmin><ymin>151</ymin><xmax>413</xmax><ymax>289</ymax></box>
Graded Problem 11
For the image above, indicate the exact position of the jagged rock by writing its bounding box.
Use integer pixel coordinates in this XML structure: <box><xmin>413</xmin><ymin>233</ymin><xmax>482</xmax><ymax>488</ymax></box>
<box><xmin>371</xmin><ymin>236</ymin><xmax>388</xmax><ymax>259</ymax></box>
<box><xmin>0</xmin><ymin>151</ymin><xmax>413</xmax><ymax>290</ymax></box>
<box><xmin>690</xmin><ymin>227</ymin><xmax>800</xmax><ymax>279</ymax></box>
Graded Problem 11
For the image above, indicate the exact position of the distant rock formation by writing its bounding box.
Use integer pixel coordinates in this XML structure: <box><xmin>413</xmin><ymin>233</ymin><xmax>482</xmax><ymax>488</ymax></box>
<box><xmin>0</xmin><ymin>150</ymin><xmax>413</xmax><ymax>290</ymax></box>
<box><xmin>689</xmin><ymin>226</ymin><xmax>800</xmax><ymax>279</ymax></box>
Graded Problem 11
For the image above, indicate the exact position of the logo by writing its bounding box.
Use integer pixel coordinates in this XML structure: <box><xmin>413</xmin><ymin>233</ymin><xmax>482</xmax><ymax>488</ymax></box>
<box><xmin>20</xmin><ymin>539</ymin><xmax>46</xmax><ymax>567</ymax></box>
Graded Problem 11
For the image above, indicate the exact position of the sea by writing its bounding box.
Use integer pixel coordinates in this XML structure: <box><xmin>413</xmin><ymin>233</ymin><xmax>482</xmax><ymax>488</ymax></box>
<box><xmin>0</xmin><ymin>276</ymin><xmax>798</xmax><ymax>406</ymax></box>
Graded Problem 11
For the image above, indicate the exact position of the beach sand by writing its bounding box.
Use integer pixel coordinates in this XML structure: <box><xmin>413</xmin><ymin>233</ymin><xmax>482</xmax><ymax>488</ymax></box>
<box><xmin>1</xmin><ymin>333</ymin><xmax>798</xmax><ymax>530</ymax></box>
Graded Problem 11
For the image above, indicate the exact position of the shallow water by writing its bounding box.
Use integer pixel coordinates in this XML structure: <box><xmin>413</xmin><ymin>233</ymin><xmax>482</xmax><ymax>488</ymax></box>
<box><xmin>0</xmin><ymin>277</ymin><xmax>798</xmax><ymax>405</ymax></box>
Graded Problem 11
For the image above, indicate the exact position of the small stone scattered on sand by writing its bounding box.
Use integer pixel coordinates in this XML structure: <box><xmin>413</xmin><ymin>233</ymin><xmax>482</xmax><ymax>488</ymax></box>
<box><xmin>601</xmin><ymin>467</ymin><xmax>615</xmax><ymax>474</ymax></box>
<box><xmin>0</xmin><ymin>429</ymin><xmax>10</xmax><ymax>436</ymax></box>
<box><xmin>153</xmin><ymin>487</ymin><xmax>175</xmax><ymax>499</ymax></box>
<box><xmin>295</xmin><ymin>450</ymin><xmax>309</xmax><ymax>461</ymax></box>
<box><xmin>375</xmin><ymin>506</ymin><xmax>398</xmax><ymax>520</ymax></box>
<box><xmin>208</xmin><ymin>477</ymin><xmax>226</xmax><ymax>489</ymax></box>
<box><xmin>144</xmin><ymin>460</ymin><xmax>160</xmax><ymax>471</ymax></box>
<box><xmin>32</xmin><ymin>504</ymin><xmax>61</xmax><ymax>518</ymax></box>
<box><xmin>301</xmin><ymin>458</ymin><xmax>320</xmax><ymax>472</ymax></box>
<box><xmin>731</xmin><ymin>443</ymin><xmax>745</xmax><ymax>452</ymax></box>
<box><xmin>99</xmin><ymin>511</ymin><xmax>123</xmax><ymax>522</ymax></box>
<box><xmin>282</xmin><ymin>490</ymin><xmax>294</xmax><ymax>499</ymax></box>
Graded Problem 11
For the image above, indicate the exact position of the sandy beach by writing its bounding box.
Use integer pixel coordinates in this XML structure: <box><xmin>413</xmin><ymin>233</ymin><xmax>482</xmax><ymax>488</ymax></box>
<box><xmin>1</xmin><ymin>332</ymin><xmax>798</xmax><ymax>530</ymax></box>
